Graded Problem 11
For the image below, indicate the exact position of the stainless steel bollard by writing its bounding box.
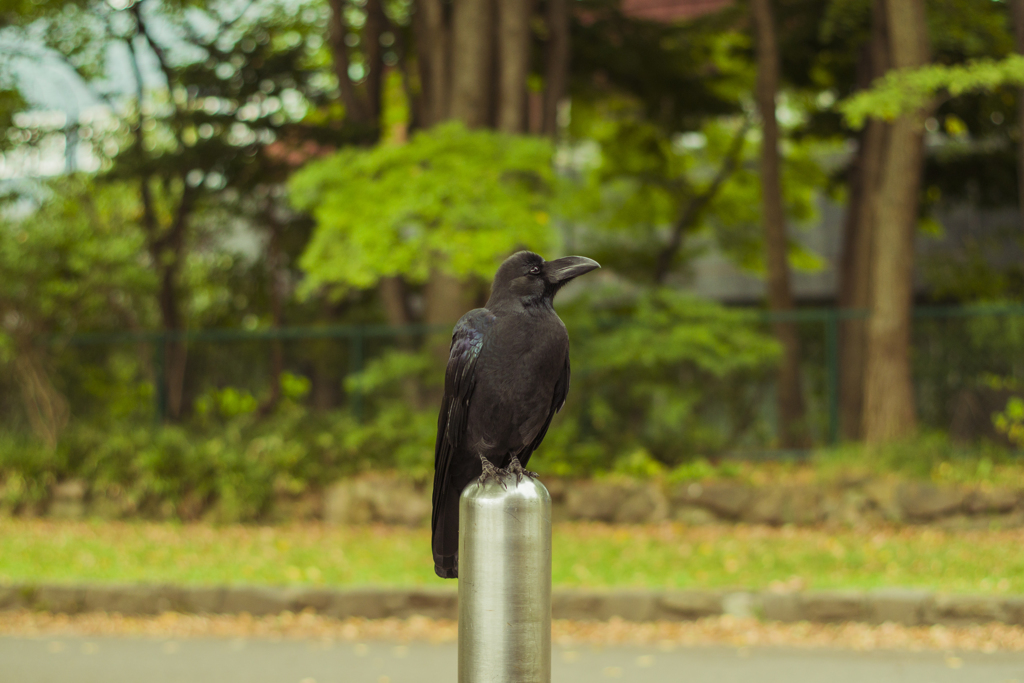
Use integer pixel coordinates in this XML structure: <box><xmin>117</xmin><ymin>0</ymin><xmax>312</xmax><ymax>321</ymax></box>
<box><xmin>458</xmin><ymin>475</ymin><xmax>552</xmax><ymax>683</ymax></box>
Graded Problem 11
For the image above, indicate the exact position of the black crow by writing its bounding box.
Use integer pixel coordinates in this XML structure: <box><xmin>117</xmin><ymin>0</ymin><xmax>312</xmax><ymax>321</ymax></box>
<box><xmin>430</xmin><ymin>250</ymin><xmax>600</xmax><ymax>579</ymax></box>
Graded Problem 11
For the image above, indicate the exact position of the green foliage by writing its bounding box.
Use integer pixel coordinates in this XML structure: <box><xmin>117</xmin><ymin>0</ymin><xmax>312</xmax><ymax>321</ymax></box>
<box><xmin>380</xmin><ymin>69</ymin><xmax>410</xmax><ymax>144</ymax></box>
<box><xmin>571</xmin><ymin>288</ymin><xmax>778</xmax><ymax>376</ymax></box>
<box><xmin>291</xmin><ymin>122</ymin><xmax>556</xmax><ymax>294</ymax></box>
<box><xmin>664</xmin><ymin>457</ymin><xmax>742</xmax><ymax>483</ymax></box>
<box><xmin>994</xmin><ymin>397</ymin><xmax>1024</xmax><ymax>448</ymax></box>
<box><xmin>325</xmin><ymin>285</ymin><xmax>783</xmax><ymax>478</ymax></box>
<box><xmin>567</xmin><ymin>98</ymin><xmax>689</xmax><ymax>235</ymax></box>
<box><xmin>194</xmin><ymin>387</ymin><xmax>259</xmax><ymax>420</ymax></box>
<box><xmin>0</xmin><ymin>435</ymin><xmax>59</xmax><ymax>509</ymax></box>
<box><xmin>539</xmin><ymin>286</ymin><xmax>781</xmax><ymax>474</ymax></box>
<box><xmin>570</xmin><ymin>4</ymin><xmax>750</xmax><ymax>132</ymax></box>
<box><xmin>0</xmin><ymin>177</ymin><xmax>153</xmax><ymax>339</ymax></box>
<box><xmin>280</xmin><ymin>371</ymin><xmax>312</xmax><ymax>401</ymax></box>
<box><xmin>4</xmin><ymin>0</ymin><xmax>340</xmax><ymax>173</ymax></box>
<box><xmin>910</xmin><ymin>309</ymin><xmax>1024</xmax><ymax>437</ymax></box>
<box><xmin>0</xmin><ymin>88</ymin><xmax>27</xmax><ymax>150</ymax></box>
<box><xmin>922</xmin><ymin>241</ymin><xmax>1024</xmax><ymax>302</ymax></box>
<box><xmin>814</xmin><ymin>432</ymin><xmax>1022</xmax><ymax>485</ymax></box>
<box><xmin>0</xmin><ymin>177</ymin><xmax>155</xmax><ymax>435</ymax></box>
<box><xmin>0</xmin><ymin>0</ymin><xmax>1021</xmax><ymax>497</ymax></box>
<box><xmin>343</xmin><ymin>348</ymin><xmax>444</xmax><ymax>477</ymax></box>
<box><xmin>567</xmin><ymin>96</ymin><xmax>831</xmax><ymax>280</ymax></box>
<box><xmin>611</xmin><ymin>448</ymin><xmax>666</xmax><ymax>478</ymax></box>
<box><xmin>841</xmin><ymin>56</ymin><xmax>1024</xmax><ymax>129</ymax></box>
<box><xmin>1</xmin><ymin>345</ymin><xmax>438</xmax><ymax>521</ymax></box>
<box><xmin>927</xmin><ymin>0</ymin><xmax>1015</xmax><ymax>62</ymax></box>
<box><xmin>0</xmin><ymin>399</ymin><xmax>423</xmax><ymax>521</ymax></box>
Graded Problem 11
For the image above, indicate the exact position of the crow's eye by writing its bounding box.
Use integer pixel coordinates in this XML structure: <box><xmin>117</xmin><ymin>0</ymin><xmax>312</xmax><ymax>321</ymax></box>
<box><xmin>529</xmin><ymin>266</ymin><xmax>541</xmax><ymax>275</ymax></box>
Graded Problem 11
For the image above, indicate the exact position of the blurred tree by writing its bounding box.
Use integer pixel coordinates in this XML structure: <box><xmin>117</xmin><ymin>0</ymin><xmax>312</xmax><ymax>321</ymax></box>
<box><xmin>291</xmin><ymin>120</ymin><xmax>557</xmax><ymax>405</ymax></box>
<box><xmin>450</xmin><ymin>0</ymin><xmax>493</xmax><ymax>127</ymax></box>
<box><xmin>838</xmin><ymin>0</ymin><xmax>888</xmax><ymax>441</ymax></box>
<box><xmin>497</xmin><ymin>0</ymin><xmax>532</xmax><ymax>133</ymax></box>
<box><xmin>751</xmin><ymin>0</ymin><xmax>808</xmax><ymax>448</ymax></box>
<box><xmin>412</xmin><ymin>0</ymin><xmax>448</xmax><ymax>126</ymax></box>
<box><xmin>861</xmin><ymin>0</ymin><xmax>930</xmax><ymax>444</ymax></box>
<box><xmin>291</xmin><ymin>121</ymin><xmax>556</xmax><ymax>300</ymax></box>
<box><xmin>1</xmin><ymin>0</ymin><xmax>1020</xmax><ymax>457</ymax></box>
<box><xmin>545</xmin><ymin>286</ymin><xmax>782</xmax><ymax>469</ymax></box>
<box><xmin>316</xmin><ymin>0</ymin><xmax>574</xmax><ymax>336</ymax></box>
<box><xmin>835</xmin><ymin>0</ymin><xmax>1019</xmax><ymax>441</ymax></box>
<box><xmin>0</xmin><ymin>0</ymin><xmax>343</xmax><ymax>419</ymax></box>
<box><xmin>0</xmin><ymin>179</ymin><xmax>152</xmax><ymax>445</ymax></box>
<box><xmin>566</xmin><ymin>1</ymin><xmax>836</xmax><ymax>448</ymax></box>
<box><xmin>543</xmin><ymin>0</ymin><xmax>570</xmax><ymax>135</ymax></box>
<box><xmin>324</xmin><ymin>0</ymin><xmax>385</xmax><ymax>128</ymax></box>
<box><xmin>402</xmin><ymin>0</ymin><xmax>565</xmax><ymax>134</ymax></box>
<box><xmin>566</xmin><ymin>96</ymin><xmax>827</xmax><ymax>283</ymax></box>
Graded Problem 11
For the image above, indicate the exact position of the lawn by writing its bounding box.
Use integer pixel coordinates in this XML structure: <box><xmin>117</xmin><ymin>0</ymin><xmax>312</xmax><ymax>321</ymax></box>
<box><xmin>1</xmin><ymin>518</ymin><xmax>1022</xmax><ymax>594</ymax></box>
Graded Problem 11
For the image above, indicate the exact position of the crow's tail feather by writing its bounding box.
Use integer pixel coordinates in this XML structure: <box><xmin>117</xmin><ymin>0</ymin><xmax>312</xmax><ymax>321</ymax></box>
<box><xmin>433</xmin><ymin>556</ymin><xmax>457</xmax><ymax>579</ymax></box>
<box><xmin>431</xmin><ymin>485</ymin><xmax>461</xmax><ymax>579</ymax></box>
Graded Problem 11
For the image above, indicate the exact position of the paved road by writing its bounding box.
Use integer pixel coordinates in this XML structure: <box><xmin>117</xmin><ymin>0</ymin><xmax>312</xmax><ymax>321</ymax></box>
<box><xmin>3</xmin><ymin>635</ymin><xmax>1023</xmax><ymax>683</ymax></box>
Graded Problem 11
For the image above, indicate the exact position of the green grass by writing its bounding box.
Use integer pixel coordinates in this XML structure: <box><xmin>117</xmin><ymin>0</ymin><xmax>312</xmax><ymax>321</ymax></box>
<box><xmin>1</xmin><ymin>519</ymin><xmax>1023</xmax><ymax>594</ymax></box>
<box><xmin>809</xmin><ymin>432</ymin><xmax>1024</xmax><ymax>486</ymax></box>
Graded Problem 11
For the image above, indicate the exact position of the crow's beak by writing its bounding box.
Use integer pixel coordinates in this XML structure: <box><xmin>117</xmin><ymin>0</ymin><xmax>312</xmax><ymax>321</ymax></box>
<box><xmin>546</xmin><ymin>255</ymin><xmax>601</xmax><ymax>284</ymax></box>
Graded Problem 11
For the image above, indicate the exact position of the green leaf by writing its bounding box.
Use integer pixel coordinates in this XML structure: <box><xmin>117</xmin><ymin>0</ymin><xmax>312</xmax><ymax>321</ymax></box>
<box><xmin>840</xmin><ymin>56</ymin><xmax>1024</xmax><ymax>129</ymax></box>
<box><xmin>290</xmin><ymin>122</ymin><xmax>557</xmax><ymax>294</ymax></box>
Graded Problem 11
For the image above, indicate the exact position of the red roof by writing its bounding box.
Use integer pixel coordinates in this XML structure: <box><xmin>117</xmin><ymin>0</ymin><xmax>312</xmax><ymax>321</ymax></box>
<box><xmin>621</xmin><ymin>0</ymin><xmax>733</xmax><ymax>22</ymax></box>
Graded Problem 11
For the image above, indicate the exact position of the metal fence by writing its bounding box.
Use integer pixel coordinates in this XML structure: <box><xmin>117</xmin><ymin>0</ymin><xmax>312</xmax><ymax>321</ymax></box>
<box><xmin>9</xmin><ymin>304</ymin><xmax>1024</xmax><ymax>452</ymax></box>
<box><xmin>56</xmin><ymin>322</ymin><xmax>451</xmax><ymax>423</ymax></box>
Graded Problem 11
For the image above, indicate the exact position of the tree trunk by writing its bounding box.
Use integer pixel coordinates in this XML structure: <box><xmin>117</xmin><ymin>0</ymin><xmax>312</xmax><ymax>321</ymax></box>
<box><xmin>126</xmin><ymin>16</ymin><xmax>199</xmax><ymax>422</ymax></box>
<box><xmin>157</xmin><ymin>283</ymin><xmax>188</xmax><ymax>420</ymax></box>
<box><xmin>431</xmin><ymin>0</ymin><xmax>492</xmax><ymax>386</ymax></box>
<box><xmin>838</xmin><ymin>0</ymin><xmax>889</xmax><ymax>441</ymax></box>
<box><xmin>379</xmin><ymin>276</ymin><xmax>428</xmax><ymax>408</ymax></box>
<box><xmin>140</xmin><ymin>178</ymin><xmax>195</xmax><ymax>421</ymax></box>
<box><xmin>862</xmin><ymin>0</ymin><xmax>930</xmax><ymax>444</ymax></box>
<box><xmin>450</xmin><ymin>0</ymin><xmax>494</xmax><ymax>127</ymax></box>
<box><xmin>311</xmin><ymin>299</ymin><xmax>342</xmax><ymax>411</ymax></box>
<box><xmin>497</xmin><ymin>0</ymin><xmax>531</xmax><ymax>133</ymax></box>
<box><xmin>379</xmin><ymin>276</ymin><xmax>413</xmax><ymax>327</ymax></box>
<box><xmin>260</xmin><ymin>211</ymin><xmax>287</xmax><ymax>415</ymax></box>
<box><xmin>327</xmin><ymin>0</ymin><xmax>371</xmax><ymax>124</ymax></box>
<box><xmin>364</xmin><ymin>0</ymin><xmax>387</xmax><ymax>121</ymax></box>
<box><xmin>1013</xmin><ymin>0</ymin><xmax>1024</xmax><ymax>232</ymax></box>
<box><xmin>425</xmin><ymin>270</ymin><xmax>474</xmax><ymax>361</ymax></box>
<box><xmin>425</xmin><ymin>271</ymin><xmax>475</xmax><ymax>329</ymax></box>
<box><xmin>542</xmin><ymin>0</ymin><xmax>569</xmax><ymax>137</ymax></box>
<box><xmin>751</xmin><ymin>0</ymin><xmax>808</xmax><ymax>448</ymax></box>
<box><xmin>839</xmin><ymin>119</ymin><xmax>886</xmax><ymax>440</ymax></box>
<box><xmin>414</xmin><ymin>0</ymin><xmax>450</xmax><ymax>126</ymax></box>
<box><xmin>424</xmin><ymin>270</ymin><xmax>476</xmax><ymax>406</ymax></box>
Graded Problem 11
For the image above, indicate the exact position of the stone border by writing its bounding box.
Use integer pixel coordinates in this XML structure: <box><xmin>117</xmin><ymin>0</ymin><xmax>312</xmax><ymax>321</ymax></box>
<box><xmin>33</xmin><ymin>474</ymin><xmax>1024</xmax><ymax>528</ymax></box>
<box><xmin>2</xmin><ymin>583</ymin><xmax>1023</xmax><ymax>627</ymax></box>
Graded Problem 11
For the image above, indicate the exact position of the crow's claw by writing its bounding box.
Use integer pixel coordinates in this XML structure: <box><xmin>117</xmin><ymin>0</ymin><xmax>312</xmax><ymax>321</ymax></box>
<box><xmin>507</xmin><ymin>456</ymin><xmax>538</xmax><ymax>484</ymax></box>
<box><xmin>478</xmin><ymin>457</ymin><xmax>507</xmax><ymax>489</ymax></box>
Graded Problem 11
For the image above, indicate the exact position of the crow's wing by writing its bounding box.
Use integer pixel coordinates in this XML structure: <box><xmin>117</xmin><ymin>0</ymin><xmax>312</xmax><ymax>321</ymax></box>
<box><xmin>431</xmin><ymin>308</ymin><xmax>494</xmax><ymax>535</ymax></box>
<box><xmin>520</xmin><ymin>349</ymin><xmax>570</xmax><ymax>467</ymax></box>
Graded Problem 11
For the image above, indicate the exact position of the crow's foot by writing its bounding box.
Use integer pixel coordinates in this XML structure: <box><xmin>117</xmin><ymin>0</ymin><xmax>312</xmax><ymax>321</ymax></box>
<box><xmin>507</xmin><ymin>456</ymin><xmax>538</xmax><ymax>484</ymax></box>
<box><xmin>478</xmin><ymin>457</ymin><xmax>507</xmax><ymax>489</ymax></box>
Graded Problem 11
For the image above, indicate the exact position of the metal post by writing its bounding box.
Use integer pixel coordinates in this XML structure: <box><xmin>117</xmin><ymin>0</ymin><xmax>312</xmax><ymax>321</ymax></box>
<box><xmin>458</xmin><ymin>476</ymin><xmax>551</xmax><ymax>683</ymax></box>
